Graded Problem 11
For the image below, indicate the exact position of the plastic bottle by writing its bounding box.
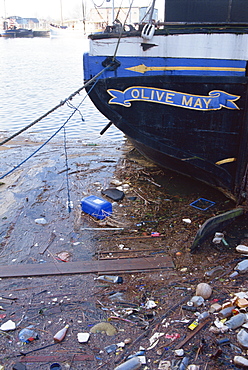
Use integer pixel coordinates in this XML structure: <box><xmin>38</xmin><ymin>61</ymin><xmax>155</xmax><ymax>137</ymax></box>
<box><xmin>237</xmin><ymin>328</ymin><xmax>248</xmax><ymax>348</ymax></box>
<box><xmin>114</xmin><ymin>357</ymin><xmax>142</xmax><ymax>370</ymax></box>
<box><xmin>95</xmin><ymin>275</ymin><xmax>123</xmax><ymax>283</ymax></box>
<box><xmin>18</xmin><ymin>327</ymin><xmax>38</xmax><ymax>343</ymax></box>
<box><xmin>197</xmin><ymin>311</ymin><xmax>210</xmax><ymax>322</ymax></box>
<box><xmin>234</xmin><ymin>259</ymin><xmax>248</xmax><ymax>273</ymax></box>
<box><xmin>53</xmin><ymin>324</ymin><xmax>69</xmax><ymax>342</ymax></box>
<box><xmin>225</xmin><ymin>313</ymin><xmax>246</xmax><ymax>329</ymax></box>
<box><xmin>229</xmin><ymin>271</ymin><xmax>239</xmax><ymax>278</ymax></box>
<box><xmin>218</xmin><ymin>306</ymin><xmax>236</xmax><ymax>319</ymax></box>
<box><xmin>179</xmin><ymin>357</ymin><xmax>189</xmax><ymax>370</ymax></box>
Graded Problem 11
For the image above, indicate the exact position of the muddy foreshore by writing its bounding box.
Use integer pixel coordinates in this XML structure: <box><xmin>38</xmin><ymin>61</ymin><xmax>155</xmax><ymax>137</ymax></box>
<box><xmin>0</xmin><ymin>136</ymin><xmax>248</xmax><ymax>370</ymax></box>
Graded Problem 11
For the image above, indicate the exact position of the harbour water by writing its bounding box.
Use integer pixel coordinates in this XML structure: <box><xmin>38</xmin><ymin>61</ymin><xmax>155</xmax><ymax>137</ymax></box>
<box><xmin>0</xmin><ymin>36</ymin><xmax>124</xmax><ymax>142</ymax></box>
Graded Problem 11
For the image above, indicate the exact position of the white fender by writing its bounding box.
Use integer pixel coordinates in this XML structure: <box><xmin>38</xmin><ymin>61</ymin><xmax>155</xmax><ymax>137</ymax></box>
<box><xmin>141</xmin><ymin>24</ymin><xmax>155</xmax><ymax>40</ymax></box>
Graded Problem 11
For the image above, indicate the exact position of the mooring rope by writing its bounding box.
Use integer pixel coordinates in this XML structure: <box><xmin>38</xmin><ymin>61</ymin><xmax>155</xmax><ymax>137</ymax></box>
<box><xmin>0</xmin><ymin>79</ymin><xmax>99</xmax><ymax>181</ymax></box>
<box><xmin>0</xmin><ymin>66</ymin><xmax>109</xmax><ymax>147</ymax></box>
<box><xmin>63</xmin><ymin>126</ymin><xmax>73</xmax><ymax>213</ymax></box>
<box><xmin>112</xmin><ymin>0</ymin><xmax>135</xmax><ymax>60</ymax></box>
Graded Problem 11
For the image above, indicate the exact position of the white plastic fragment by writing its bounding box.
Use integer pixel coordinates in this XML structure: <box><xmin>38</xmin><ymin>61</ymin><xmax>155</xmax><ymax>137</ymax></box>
<box><xmin>212</xmin><ymin>232</ymin><xmax>224</xmax><ymax>244</ymax></box>
<box><xmin>235</xmin><ymin>291</ymin><xmax>248</xmax><ymax>299</ymax></box>
<box><xmin>235</xmin><ymin>259</ymin><xmax>248</xmax><ymax>273</ymax></box>
<box><xmin>35</xmin><ymin>218</ymin><xmax>48</xmax><ymax>225</ymax></box>
<box><xmin>147</xmin><ymin>332</ymin><xmax>164</xmax><ymax>349</ymax></box>
<box><xmin>111</xmin><ymin>179</ymin><xmax>123</xmax><ymax>186</ymax></box>
<box><xmin>175</xmin><ymin>349</ymin><xmax>184</xmax><ymax>356</ymax></box>
<box><xmin>234</xmin><ymin>355</ymin><xmax>248</xmax><ymax>367</ymax></box>
<box><xmin>180</xmin><ymin>267</ymin><xmax>188</xmax><ymax>272</ymax></box>
<box><xmin>237</xmin><ymin>329</ymin><xmax>248</xmax><ymax>348</ymax></box>
<box><xmin>213</xmin><ymin>318</ymin><xmax>229</xmax><ymax>332</ymax></box>
<box><xmin>209</xmin><ymin>325</ymin><xmax>229</xmax><ymax>334</ymax></box>
<box><xmin>77</xmin><ymin>332</ymin><xmax>90</xmax><ymax>343</ymax></box>
<box><xmin>158</xmin><ymin>360</ymin><xmax>171</xmax><ymax>370</ymax></box>
<box><xmin>190</xmin><ymin>296</ymin><xmax>204</xmax><ymax>307</ymax></box>
<box><xmin>149</xmin><ymin>332</ymin><xmax>164</xmax><ymax>346</ymax></box>
<box><xmin>182</xmin><ymin>218</ymin><xmax>191</xmax><ymax>224</ymax></box>
<box><xmin>138</xmin><ymin>356</ymin><xmax>146</xmax><ymax>364</ymax></box>
<box><xmin>145</xmin><ymin>299</ymin><xmax>157</xmax><ymax>309</ymax></box>
<box><xmin>0</xmin><ymin>320</ymin><xmax>16</xmax><ymax>331</ymax></box>
<box><xmin>236</xmin><ymin>245</ymin><xmax>248</xmax><ymax>254</ymax></box>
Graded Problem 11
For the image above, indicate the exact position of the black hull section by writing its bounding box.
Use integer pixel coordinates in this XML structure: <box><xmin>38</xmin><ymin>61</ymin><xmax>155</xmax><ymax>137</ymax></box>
<box><xmin>86</xmin><ymin>74</ymin><xmax>248</xmax><ymax>200</ymax></box>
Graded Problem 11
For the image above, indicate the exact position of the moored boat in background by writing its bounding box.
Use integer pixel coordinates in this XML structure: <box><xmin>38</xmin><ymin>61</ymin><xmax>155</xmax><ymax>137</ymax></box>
<box><xmin>83</xmin><ymin>0</ymin><xmax>248</xmax><ymax>205</ymax></box>
<box><xmin>50</xmin><ymin>23</ymin><xmax>84</xmax><ymax>38</ymax></box>
<box><xmin>1</xmin><ymin>27</ymin><xmax>33</xmax><ymax>37</ymax></box>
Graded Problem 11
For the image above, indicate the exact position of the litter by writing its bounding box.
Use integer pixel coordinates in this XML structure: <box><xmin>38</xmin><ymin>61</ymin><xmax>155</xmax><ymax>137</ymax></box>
<box><xmin>50</xmin><ymin>364</ymin><xmax>62</xmax><ymax>370</ymax></box>
<box><xmin>114</xmin><ymin>356</ymin><xmax>142</xmax><ymax>370</ymax></box>
<box><xmin>81</xmin><ymin>195</ymin><xmax>112</xmax><ymax>220</ymax></box>
<box><xmin>0</xmin><ymin>320</ymin><xmax>16</xmax><ymax>331</ymax></box>
<box><xmin>95</xmin><ymin>275</ymin><xmax>123</xmax><ymax>283</ymax></box>
<box><xmin>189</xmin><ymin>198</ymin><xmax>215</xmax><ymax>210</ymax></box>
<box><xmin>182</xmin><ymin>218</ymin><xmax>191</xmax><ymax>224</ymax></box>
<box><xmin>102</xmin><ymin>188</ymin><xmax>125</xmax><ymax>201</ymax></box>
<box><xmin>18</xmin><ymin>326</ymin><xmax>38</xmax><ymax>343</ymax></box>
<box><xmin>90</xmin><ymin>322</ymin><xmax>117</xmax><ymax>336</ymax></box>
<box><xmin>56</xmin><ymin>251</ymin><xmax>71</xmax><ymax>262</ymax></box>
<box><xmin>144</xmin><ymin>299</ymin><xmax>157</xmax><ymax>309</ymax></box>
<box><xmin>237</xmin><ymin>328</ymin><xmax>248</xmax><ymax>348</ymax></box>
<box><xmin>195</xmin><ymin>283</ymin><xmax>212</xmax><ymax>299</ymax></box>
<box><xmin>53</xmin><ymin>324</ymin><xmax>69</xmax><ymax>342</ymax></box>
<box><xmin>77</xmin><ymin>332</ymin><xmax>90</xmax><ymax>343</ymax></box>
<box><xmin>212</xmin><ymin>232</ymin><xmax>224</xmax><ymax>244</ymax></box>
<box><xmin>34</xmin><ymin>218</ymin><xmax>48</xmax><ymax>225</ymax></box>
<box><xmin>236</xmin><ymin>244</ymin><xmax>248</xmax><ymax>254</ymax></box>
<box><xmin>105</xmin><ymin>343</ymin><xmax>118</xmax><ymax>353</ymax></box>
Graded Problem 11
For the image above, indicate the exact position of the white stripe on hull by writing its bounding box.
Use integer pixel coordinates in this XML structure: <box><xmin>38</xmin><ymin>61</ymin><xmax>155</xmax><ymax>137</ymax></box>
<box><xmin>90</xmin><ymin>33</ymin><xmax>248</xmax><ymax>60</ymax></box>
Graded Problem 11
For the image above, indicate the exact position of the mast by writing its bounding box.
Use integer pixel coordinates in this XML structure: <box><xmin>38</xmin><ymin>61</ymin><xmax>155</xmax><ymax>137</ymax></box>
<box><xmin>82</xmin><ymin>0</ymin><xmax>86</xmax><ymax>34</ymax></box>
<box><xmin>164</xmin><ymin>0</ymin><xmax>166</xmax><ymax>23</ymax></box>
<box><xmin>60</xmin><ymin>0</ymin><xmax>63</xmax><ymax>26</ymax></box>
<box><xmin>112</xmin><ymin>0</ymin><xmax>115</xmax><ymax>24</ymax></box>
<box><xmin>4</xmin><ymin>0</ymin><xmax>6</xmax><ymax>19</ymax></box>
<box><xmin>148</xmin><ymin>0</ymin><xmax>156</xmax><ymax>23</ymax></box>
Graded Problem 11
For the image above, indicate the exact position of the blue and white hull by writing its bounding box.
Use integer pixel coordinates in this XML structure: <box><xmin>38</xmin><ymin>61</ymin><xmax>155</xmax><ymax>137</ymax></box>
<box><xmin>83</xmin><ymin>22</ymin><xmax>248</xmax><ymax>202</ymax></box>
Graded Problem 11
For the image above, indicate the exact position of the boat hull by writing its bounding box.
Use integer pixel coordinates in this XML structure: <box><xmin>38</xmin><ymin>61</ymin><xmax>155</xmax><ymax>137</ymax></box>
<box><xmin>50</xmin><ymin>25</ymin><xmax>84</xmax><ymax>38</ymax></box>
<box><xmin>1</xmin><ymin>28</ymin><xmax>33</xmax><ymax>38</ymax></box>
<box><xmin>84</xmin><ymin>69</ymin><xmax>248</xmax><ymax>199</ymax></box>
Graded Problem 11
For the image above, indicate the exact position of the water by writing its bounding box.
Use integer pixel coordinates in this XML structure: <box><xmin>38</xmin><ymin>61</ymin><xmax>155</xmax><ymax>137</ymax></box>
<box><xmin>0</xmin><ymin>36</ymin><xmax>124</xmax><ymax>142</ymax></box>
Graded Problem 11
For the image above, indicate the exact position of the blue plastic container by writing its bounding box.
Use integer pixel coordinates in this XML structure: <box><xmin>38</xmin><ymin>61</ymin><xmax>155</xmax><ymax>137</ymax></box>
<box><xmin>81</xmin><ymin>195</ymin><xmax>112</xmax><ymax>220</ymax></box>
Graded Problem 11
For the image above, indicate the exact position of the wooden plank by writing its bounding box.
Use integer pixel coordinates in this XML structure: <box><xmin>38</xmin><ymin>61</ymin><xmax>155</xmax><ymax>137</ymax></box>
<box><xmin>0</xmin><ymin>255</ymin><xmax>174</xmax><ymax>278</ymax></box>
<box><xmin>175</xmin><ymin>318</ymin><xmax>211</xmax><ymax>349</ymax></box>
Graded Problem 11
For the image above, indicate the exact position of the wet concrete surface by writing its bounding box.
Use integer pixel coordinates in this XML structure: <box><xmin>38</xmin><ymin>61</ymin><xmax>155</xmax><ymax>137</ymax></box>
<box><xmin>0</xmin><ymin>135</ymin><xmax>248</xmax><ymax>369</ymax></box>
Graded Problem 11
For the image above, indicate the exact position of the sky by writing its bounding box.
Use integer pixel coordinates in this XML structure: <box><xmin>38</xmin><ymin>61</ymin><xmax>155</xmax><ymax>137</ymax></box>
<box><xmin>0</xmin><ymin>0</ymin><xmax>164</xmax><ymax>21</ymax></box>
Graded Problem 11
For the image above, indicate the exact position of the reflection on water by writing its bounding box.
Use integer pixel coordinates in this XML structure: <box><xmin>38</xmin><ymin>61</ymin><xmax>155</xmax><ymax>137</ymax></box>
<box><xmin>0</xmin><ymin>37</ymin><xmax>123</xmax><ymax>142</ymax></box>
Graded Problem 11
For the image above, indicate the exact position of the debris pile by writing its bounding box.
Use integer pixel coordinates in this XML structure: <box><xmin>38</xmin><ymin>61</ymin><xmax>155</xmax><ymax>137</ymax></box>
<box><xmin>0</xmin><ymin>141</ymin><xmax>248</xmax><ymax>369</ymax></box>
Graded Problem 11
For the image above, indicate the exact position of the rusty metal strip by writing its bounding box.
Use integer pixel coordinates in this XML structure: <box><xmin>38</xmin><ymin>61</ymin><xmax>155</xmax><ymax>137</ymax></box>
<box><xmin>0</xmin><ymin>255</ymin><xmax>174</xmax><ymax>278</ymax></box>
